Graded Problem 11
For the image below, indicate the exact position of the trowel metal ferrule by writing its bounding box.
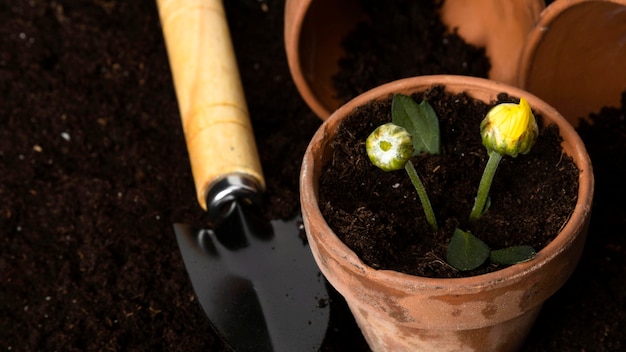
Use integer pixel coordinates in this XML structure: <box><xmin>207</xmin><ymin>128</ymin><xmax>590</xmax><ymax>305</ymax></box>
<box><xmin>205</xmin><ymin>174</ymin><xmax>263</xmax><ymax>224</ymax></box>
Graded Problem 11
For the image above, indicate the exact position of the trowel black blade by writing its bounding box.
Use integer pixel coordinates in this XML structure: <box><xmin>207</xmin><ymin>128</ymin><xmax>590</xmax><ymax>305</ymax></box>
<box><xmin>173</xmin><ymin>205</ymin><xmax>329</xmax><ymax>352</ymax></box>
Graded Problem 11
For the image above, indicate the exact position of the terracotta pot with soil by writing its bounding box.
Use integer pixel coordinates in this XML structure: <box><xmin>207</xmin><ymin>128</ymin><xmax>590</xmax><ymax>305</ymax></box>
<box><xmin>300</xmin><ymin>75</ymin><xmax>594</xmax><ymax>352</ymax></box>
<box><xmin>284</xmin><ymin>0</ymin><xmax>544</xmax><ymax>119</ymax></box>
<box><xmin>518</xmin><ymin>0</ymin><xmax>626</xmax><ymax>126</ymax></box>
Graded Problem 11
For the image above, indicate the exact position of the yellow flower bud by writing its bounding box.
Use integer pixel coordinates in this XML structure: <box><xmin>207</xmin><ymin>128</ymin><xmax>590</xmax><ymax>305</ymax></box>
<box><xmin>480</xmin><ymin>97</ymin><xmax>538</xmax><ymax>157</ymax></box>
<box><xmin>366</xmin><ymin>123</ymin><xmax>414</xmax><ymax>171</ymax></box>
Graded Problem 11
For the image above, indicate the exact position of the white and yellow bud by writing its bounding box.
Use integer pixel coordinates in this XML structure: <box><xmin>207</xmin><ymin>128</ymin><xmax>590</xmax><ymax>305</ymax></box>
<box><xmin>366</xmin><ymin>123</ymin><xmax>414</xmax><ymax>171</ymax></box>
<box><xmin>480</xmin><ymin>97</ymin><xmax>538</xmax><ymax>157</ymax></box>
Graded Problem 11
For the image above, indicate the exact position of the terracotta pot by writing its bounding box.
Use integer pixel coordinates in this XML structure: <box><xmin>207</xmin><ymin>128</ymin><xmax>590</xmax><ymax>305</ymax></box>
<box><xmin>284</xmin><ymin>0</ymin><xmax>545</xmax><ymax>119</ymax></box>
<box><xmin>300</xmin><ymin>75</ymin><xmax>594</xmax><ymax>352</ymax></box>
<box><xmin>518</xmin><ymin>0</ymin><xmax>626</xmax><ymax>126</ymax></box>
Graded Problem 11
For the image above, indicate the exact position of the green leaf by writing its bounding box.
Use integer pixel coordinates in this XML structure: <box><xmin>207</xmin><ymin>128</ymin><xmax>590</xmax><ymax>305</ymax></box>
<box><xmin>391</xmin><ymin>94</ymin><xmax>440</xmax><ymax>155</ymax></box>
<box><xmin>446</xmin><ymin>228</ymin><xmax>490</xmax><ymax>271</ymax></box>
<box><xmin>490</xmin><ymin>246</ymin><xmax>536</xmax><ymax>265</ymax></box>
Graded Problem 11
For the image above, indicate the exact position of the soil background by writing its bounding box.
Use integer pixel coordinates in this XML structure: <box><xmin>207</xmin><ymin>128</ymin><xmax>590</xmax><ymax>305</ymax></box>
<box><xmin>1</xmin><ymin>0</ymin><xmax>624</xmax><ymax>351</ymax></box>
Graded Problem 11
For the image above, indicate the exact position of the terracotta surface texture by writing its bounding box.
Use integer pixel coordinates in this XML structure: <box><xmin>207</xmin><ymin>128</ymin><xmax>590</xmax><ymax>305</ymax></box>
<box><xmin>519</xmin><ymin>0</ymin><xmax>626</xmax><ymax>125</ymax></box>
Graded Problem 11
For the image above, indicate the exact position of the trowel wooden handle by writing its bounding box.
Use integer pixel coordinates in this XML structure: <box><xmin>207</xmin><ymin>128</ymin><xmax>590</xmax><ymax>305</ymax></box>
<box><xmin>156</xmin><ymin>0</ymin><xmax>265</xmax><ymax>210</ymax></box>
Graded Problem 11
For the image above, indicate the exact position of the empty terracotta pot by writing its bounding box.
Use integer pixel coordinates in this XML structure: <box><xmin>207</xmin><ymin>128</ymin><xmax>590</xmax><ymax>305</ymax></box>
<box><xmin>518</xmin><ymin>0</ymin><xmax>626</xmax><ymax>126</ymax></box>
<box><xmin>300</xmin><ymin>75</ymin><xmax>594</xmax><ymax>352</ymax></box>
<box><xmin>284</xmin><ymin>0</ymin><xmax>545</xmax><ymax>119</ymax></box>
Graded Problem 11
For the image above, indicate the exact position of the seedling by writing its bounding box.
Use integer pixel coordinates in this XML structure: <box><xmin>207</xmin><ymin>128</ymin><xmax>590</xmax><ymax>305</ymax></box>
<box><xmin>366</xmin><ymin>94</ymin><xmax>538</xmax><ymax>271</ymax></box>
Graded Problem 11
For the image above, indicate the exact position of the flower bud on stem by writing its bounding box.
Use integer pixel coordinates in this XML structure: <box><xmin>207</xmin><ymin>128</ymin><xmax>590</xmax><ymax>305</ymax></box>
<box><xmin>470</xmin><ymin>98</ymin><xmax>538</xmax><ymax>222</ymax></box>
<box><xmin>366</xmin><ymin>122</ymin><xmax>438</xmax><ymax>230</ymax></box>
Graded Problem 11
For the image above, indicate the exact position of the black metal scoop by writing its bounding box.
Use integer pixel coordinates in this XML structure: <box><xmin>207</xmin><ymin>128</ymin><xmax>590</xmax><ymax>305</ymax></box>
<box><xmin>174</xmin><ymin>177</ymin><xmax>329</xmax><ymax>352</ymax></box>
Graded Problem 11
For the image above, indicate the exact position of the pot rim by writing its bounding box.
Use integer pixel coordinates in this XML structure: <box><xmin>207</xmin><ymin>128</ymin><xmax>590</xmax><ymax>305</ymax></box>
<box><xmin>284</xmin><ymin>0</ymin><xmax>330</xmax><ymax>117</ymax></box>
<box><xmin>301</xmin><ymin>74</ymin><xmax>594</xmax><ymax>293</ymax></box>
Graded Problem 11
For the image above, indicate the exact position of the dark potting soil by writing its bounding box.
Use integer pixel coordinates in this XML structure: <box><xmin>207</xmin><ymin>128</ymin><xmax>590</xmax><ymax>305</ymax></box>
<box><xmin>332</xmin><ymin>0</ymin><xmax>491</xmax><ymax>104</ymax></box>
<box><xmin>318</xmin><ymin>86</ymin><xmax>579</xmax><ymax>278</ymax></box>
<box><xmin>3</xmin><ymin>0</ymin><xmax>626</xmax><ymax>351</ymax></box>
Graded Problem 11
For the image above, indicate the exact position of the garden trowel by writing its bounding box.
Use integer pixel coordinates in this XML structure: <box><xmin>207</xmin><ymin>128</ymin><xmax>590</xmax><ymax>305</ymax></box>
<box><xmin>156</xmin><ymin>0</ymin><xmax>329</xmax><ymax>351</ymax></box>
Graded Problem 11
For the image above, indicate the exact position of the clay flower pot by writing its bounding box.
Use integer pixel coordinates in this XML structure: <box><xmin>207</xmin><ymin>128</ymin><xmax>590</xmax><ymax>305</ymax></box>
<box><xmin>518</xmin><ymin>0</ymin><xmax>626</xmax><ymax>126</ymax></box>
<box><xmin>300</xmin><ymin>75</ymin><xmax>594</xmax><ymax>352</ymax></box>
<box><xmin>284</xmin><ymin>0</ymin><xmax>544</xmax><ymax>119</ymax></box>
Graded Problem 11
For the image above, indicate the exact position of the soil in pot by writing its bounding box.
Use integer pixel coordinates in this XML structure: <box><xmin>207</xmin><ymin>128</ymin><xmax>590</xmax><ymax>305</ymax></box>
<box><xmin>332</xmin><ymin>0</ymin><xmax>491</xmax><ymax>104</ymax></box>
<box><xmin>318</xmin><ymin>85</ymin><xmax>580</xmax><ymax>278</ymax></box>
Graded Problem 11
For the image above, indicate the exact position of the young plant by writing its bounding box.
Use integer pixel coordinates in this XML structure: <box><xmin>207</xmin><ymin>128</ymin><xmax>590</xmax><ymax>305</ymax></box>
<box><xmin>365</xmin><ymin>94</ymin><xmax>440</xmax><ymax>230</ymax></box>
<box><xmin>366</xmin><ymin>94</ymin><xmax>539</xmax><ymax>272</ymax></box>
<box><xmin>469</xmin><ymin>97</ymin><xmax>538</xmax><ymax>221</ymax></box>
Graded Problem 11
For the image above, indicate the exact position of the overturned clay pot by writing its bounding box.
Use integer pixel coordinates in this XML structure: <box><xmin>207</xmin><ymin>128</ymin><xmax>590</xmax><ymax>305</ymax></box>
<box><xmin>300</xmin><ymin>75</ymin><xmax>594</xmax><ymax>352</ymax></box>
<box><xmin>518</xmin><ymin>0</ymin><xmax>626</xmax><ymax>126</ymax></box>
<box><xmin>284</xmin><ymin>0</ymin><xmax>544</xmax><ymax>119</ymax></box>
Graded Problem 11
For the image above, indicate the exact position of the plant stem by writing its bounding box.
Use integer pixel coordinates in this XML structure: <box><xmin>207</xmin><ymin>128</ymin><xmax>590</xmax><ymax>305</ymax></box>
<box><xmin>404</xmin><ymin>161</ymin><xmax>438</xmax><ymax>230</ymax></box>
<box><xmin>469</xmin><ymin>152</ymin><xmax>503</xmax><ymax>222</ymax></box>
